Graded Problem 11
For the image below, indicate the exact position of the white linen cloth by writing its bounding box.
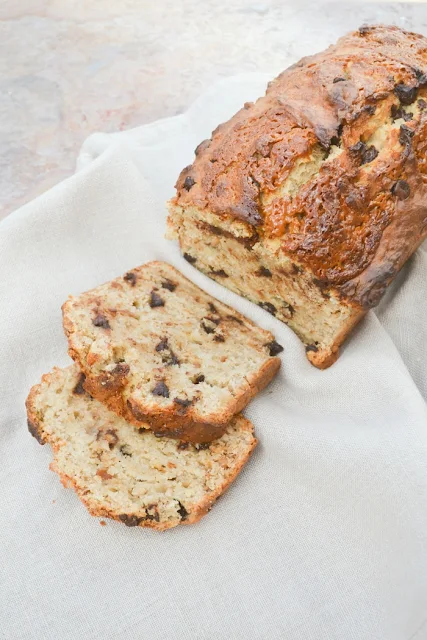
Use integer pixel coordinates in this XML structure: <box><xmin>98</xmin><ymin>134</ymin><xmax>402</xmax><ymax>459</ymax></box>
<box><xmin>1</xmin><ymin>74</ymin><xmax>427</xmax><ymax>640</ymax></box>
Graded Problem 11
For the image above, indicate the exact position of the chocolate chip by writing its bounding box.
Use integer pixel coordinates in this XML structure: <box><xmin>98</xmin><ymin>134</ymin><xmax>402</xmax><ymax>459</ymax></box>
<box><xmin>145</xmin><ymin>504</ymin><xmax>160</xmax><ymax>522</ymax></box>
<box><xmin>390</xmin><ymin>104</ymin><xmax>400</xmax><ymax>119</ymax></box>
<box><xmin>213</xmin><ymin>335</ymin><xmax>225</xmax><ymax>342</ymax></box>
<box><xmin>155</xmin><ymin>338</ymin><xmax>169</xmax><ymax>352</ymax></box>
<box><xmin>391</xmin><ymin>104</ymin><xmax>412</xmax><ymax>122</ymax></box>
<box><xmin>391</xmin><ymin>179</ymin><xmax>411</xmax><ymax>200</ymax></box>
<box><xmin>333</xmin><ymin>76</ymin><xmax>346</xmax><ymax>83</ymax></box>
<box><xmin>183</xmin><ymin>176</ymin><xmax>196</xmax><ymax>191</ymax></box>
<box><xmin>174</xmin><ymin>397</ymin><xmax>192</xmax><ymax>408</ymax></box>
<box><xmin>27</xmin><ymin>419</ymin><xmax>45</xmax><ymax>445</ymax></box>
<box><xmin>192</xmin><ymin>374</ymin><xmax>205</xmax><ymax>384</ymax></box>
<box><xmin>349</xmin><ymin>141</ymin><xmax>364</xmax><ymax>154</ymax></box>
<box><xmin>417</xmin><ymin>73</ymin><xmax>427</xmax><ymax>86</ymax></box>
<box><xmin>177</xmin><ymin>501</ymin><xmax>188</xmax><ymax>520</ymax></box>
<box><xmin>200</xmin><ymin>318</ymin><xmax>216</xmax><ymax>334</ymax></box>
<box><xmin>210</xmin><ymin>269</ymin><xmax>229</xmax><ymax>278</ymax></box>
<box><xmin>358</xmin><ymin>24</ymin><xmax>370</xmax><ymax>35</ymax></box>
<box><xmin>206</xmin><ymin>315</ymin><xmax>221</xmax><ymax>325</ymax></box>
<box><xmin>124</xmin><ymin>272</ymin><xmax>137</xmax><ymax>286</ymax></box>
<box><xmin>161</xmin><ymin>279</ymin><xmax>177</xmax><ymax>292</ymax></box>
<box><xmin>152</xmin><ymin>381</ymin><xmax>169</xmax><ymax>398</ymax></box>
<box><xmin>208</xmin><ymin>302</ymin><xmax>218</xmax><ymax>314</ymax></box>
<box><xmin>312</xmin><ymin>277</ymin><xmax>328</xmax><ymax>289</ymax></box>
<box><xmin>418</xmin><ymin>98</ymin><xmax>427</xmax><ymax>110</ymax></box>
<box><xmin>361</xmin><ymin>145</ymin><xmax>378</xmax><ymax>164</ymax></box>
<box><xmin>305</xmin><ymin>344</ymin><xmax>319</xmax><ymax>353</ymax></box>
<box><xmin>292</xmin><ymin>263</ymin><xmax>301</xmax><ymax>275</ymax></box>
<box><xmin>256</xmin><ymin>266</ymin><xmax>272</xmax><ymax>277</ymax></box>
<box><xmin>183</xmin><ymin>253</ymin><xmax>196</xmax><ymax>264</ymax></box>
<box><xmin>149</xmin><ymin>291</ymin><xmax>165</xmax><ymax>308</ymax></box>
<box><xmin>113</xmin><ymin>363</ymin><xmax>130</xmax><ymax>376</ymax></box>
<box><xmin>93</xmin><ymin>314</ymin><xmax>110</xmax><ymax>329</ymax></box>
<box><xmin>73</xmin><ymin>373</ymin><xmax>86</xmax><ymax>395</ymax></box>
<box><xmin>399</xmin><ymin>124</ymin><xmax>415</xmax><ymax>146</ymax></box>
<box><xmin>258</xmin><ymin>302</ymin><xmax>277</xmax><ymax>316</ymax></box>
<box><xmin>394</xmin><ymin>83</ymin><xmax>418</xmax><ymax>105</ymax></box>
<box><xmin>119</xmin><ymin>514</ymin><xmax>143</xmax><ymax>527</ymax></box>
<box><xmin>283</xmin><ymin>302</ymin><xmax>295</xmax><ymax>317</ymax></box>
<box><xmin>349</xmin><ymin>141</ymin><xmax>378</xmax><ymax>165</ymax></box>
<box><xmin>265</xmin><ymin>340</ymin><xmax>284</xmax><ymax>356</ymax></box>
<box><xmin>155</xmin><ymin>338</ymin><xmax>180</xmax><ymax>366</ymax></box>
<box><xmin>365</xmin><ymin>105</ymin><xmax>376</xmax><ymax>116</ymax></box>
<box><xmin>177</xmin><ymin>442</ymin><xmax>189</xmax><ymax>450</ymax></box>
<box><xmin>120</xmin><ymin>445</ymin><xmax>132</xmax><ymax>457</ymax></box>
<box><xmin>226</xmin><ymin>315</ymin><xmax>243</xmax><ymax>324</ymax></box>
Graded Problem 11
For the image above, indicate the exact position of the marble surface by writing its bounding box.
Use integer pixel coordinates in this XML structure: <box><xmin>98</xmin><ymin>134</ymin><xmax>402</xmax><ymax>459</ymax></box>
<box><xmin>1</xmin><ymin>1</ymin><xmax>427</xmax><ymax>218</ymax></box>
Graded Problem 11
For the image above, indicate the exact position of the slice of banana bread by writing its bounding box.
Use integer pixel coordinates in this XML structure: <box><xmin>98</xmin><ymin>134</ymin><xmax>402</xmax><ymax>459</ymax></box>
<box><xmin>26</xmin><ymin>365</ymin><xmax>257</xmax><ymax>531</ymax></box>
<box><xmin>168</xmin><ymin>25</ymin><xmax>427</xmax><ymax>368</ymax></box>
<box><xmin>62</xmin><ymin>261</ymin><xmax>281</xmax><ymax>443</ymax></box>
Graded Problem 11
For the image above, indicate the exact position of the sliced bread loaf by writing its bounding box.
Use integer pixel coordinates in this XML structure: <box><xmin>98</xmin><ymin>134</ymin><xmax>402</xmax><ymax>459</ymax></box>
<box><xmin>62</xmin><ymin>261</ymin><xmax>281</xmax><ymax>443</ymax></box>
<box><xmin>168</xmin><ymin>25</ymin><xmax>427</xmax><ymax>368</ymax></box>
<box><xmin>26</xmin><ymin>365</ymin><xmax>257</xmax><ymax>531</ymax></box>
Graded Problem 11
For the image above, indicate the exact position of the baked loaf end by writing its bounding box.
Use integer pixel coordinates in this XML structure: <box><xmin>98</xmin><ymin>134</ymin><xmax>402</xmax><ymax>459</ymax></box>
<box><xmin>168</xmin><ymin>24</ymin><xmax>427</xmax><ymax>368</ymax></box>
<box><xmin>26</xmin><ymin>365</ymin><xmax>257</xmax><ymax>530</ymax></box>
<box><xmin>62</xmin><ymin>261</ymin><xmax>281</xmax><ymax>443</ymax></box>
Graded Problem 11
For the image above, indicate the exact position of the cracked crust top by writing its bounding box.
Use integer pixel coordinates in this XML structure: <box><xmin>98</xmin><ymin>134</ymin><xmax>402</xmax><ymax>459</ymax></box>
<box><xmin>173</xmin><ymin>25</ymin><xmax>427</xmax><ymax>309</ymax></box>
<box><xmin>25</xmin><ymin>365</ymin><xmax>257</xmax><ymax>531</ymax></box>
<box><xmin>62</xmin><ymin>261</ymin><xmax>281</xmax><ymax>443</ymax></box>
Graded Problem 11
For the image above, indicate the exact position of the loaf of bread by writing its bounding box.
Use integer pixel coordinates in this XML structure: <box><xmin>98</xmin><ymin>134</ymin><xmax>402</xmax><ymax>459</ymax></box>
<box><xmin>168</xmin><ymin>25</ymin><xmax>427</xmax><ymax>368</ymax></box>
<box><xmin>26</xmin><ymin>365</ymin><xmax>257</xmax><ymax>530</ymax></box>
<box><xmin>62</xmin><ymin>261</ymin><xmax>281</xmax><ymax>443</ymax></box>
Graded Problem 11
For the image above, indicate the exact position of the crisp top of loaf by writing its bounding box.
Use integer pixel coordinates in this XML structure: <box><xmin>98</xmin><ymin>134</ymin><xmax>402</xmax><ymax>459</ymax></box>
<box><xmin>26</xmin><ymin>365</ymin><xmax>257</xmax><ymax>530</ymax></box>
<box><xmin>173</xmin><ymin>25</ymin><xmax>427</xmax><ymax>308</ymax></box>
<box><xmin>62</xmin><ymin>262</ymin><xmax>281</xmax><ymax>442</ymax></box>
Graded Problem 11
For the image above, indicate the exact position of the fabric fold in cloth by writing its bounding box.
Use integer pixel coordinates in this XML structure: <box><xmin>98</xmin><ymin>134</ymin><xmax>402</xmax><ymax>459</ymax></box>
<box><xmin>1</xmin><ymin>74</ymin><xmax>426</xmax><ymax>640</ymax></box>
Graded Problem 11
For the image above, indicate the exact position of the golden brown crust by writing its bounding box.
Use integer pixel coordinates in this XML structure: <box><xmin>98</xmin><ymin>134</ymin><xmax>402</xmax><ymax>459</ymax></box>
<box><xmin>80</xmin><ymin>352</ymin><xmax>279</xmax><ymax>442</ymax></box>
<box><xmin>26</xmin><ymin>367</ymin><xmax>258</xmax><ymax>531</ymax></box>
<box><xmin>174</xmin><ymin>25</ymin><xmax>427</xmax><ymax>310</ymax></box>
<box><xmin>62</xmin><ymin>261</ymin><xmax>281</xmax><ymax>442</ymax></box>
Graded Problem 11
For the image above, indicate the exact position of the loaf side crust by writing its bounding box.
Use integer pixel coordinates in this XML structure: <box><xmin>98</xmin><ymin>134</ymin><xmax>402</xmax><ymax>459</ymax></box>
<box><xmin>81</xmin><ymin>355</ymin><xmax>279</xmax><ymax>440</ymax></box>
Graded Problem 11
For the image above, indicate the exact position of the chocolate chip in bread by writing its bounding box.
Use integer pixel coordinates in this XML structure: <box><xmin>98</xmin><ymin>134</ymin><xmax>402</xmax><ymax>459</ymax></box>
<box><xmin>62</xmin><ymin>261</ymin><xmax>281</xmax><ymax>442</ymax></box>
<box><xmin>26</xmin><ymin>365</ymin><xmax>257</xmax><ymax>531</ymax></box>
<box><xmin>168</xmin><ymin>25</ymin><xmax>427</xmax><ymax>368</ymax></box>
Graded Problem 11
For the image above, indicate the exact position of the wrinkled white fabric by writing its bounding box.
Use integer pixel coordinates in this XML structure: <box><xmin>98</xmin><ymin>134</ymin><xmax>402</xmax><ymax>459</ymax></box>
<box><xmin>1</xmin><ymin>75</ymin><xmax>427</xmax><ymax>640</ymax></box>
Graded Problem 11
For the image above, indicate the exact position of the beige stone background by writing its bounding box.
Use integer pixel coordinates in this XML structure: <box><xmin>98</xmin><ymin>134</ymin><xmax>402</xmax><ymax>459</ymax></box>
<box><xmin>1</xmin><ymin>0</ymin><xmax>426</xmax><ymax>218</ymax></box>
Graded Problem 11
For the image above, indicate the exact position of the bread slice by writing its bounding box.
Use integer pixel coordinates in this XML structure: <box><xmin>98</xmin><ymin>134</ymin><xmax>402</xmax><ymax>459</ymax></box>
<box><xmin>26</xmin><ymin>365</ymin><xmax>257</xmax><ymax>531</ymax></box>
<box><xmin>62</xmin><ymin>261</ymin><xmax>281</xmax><ymax>443</ymax></box>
